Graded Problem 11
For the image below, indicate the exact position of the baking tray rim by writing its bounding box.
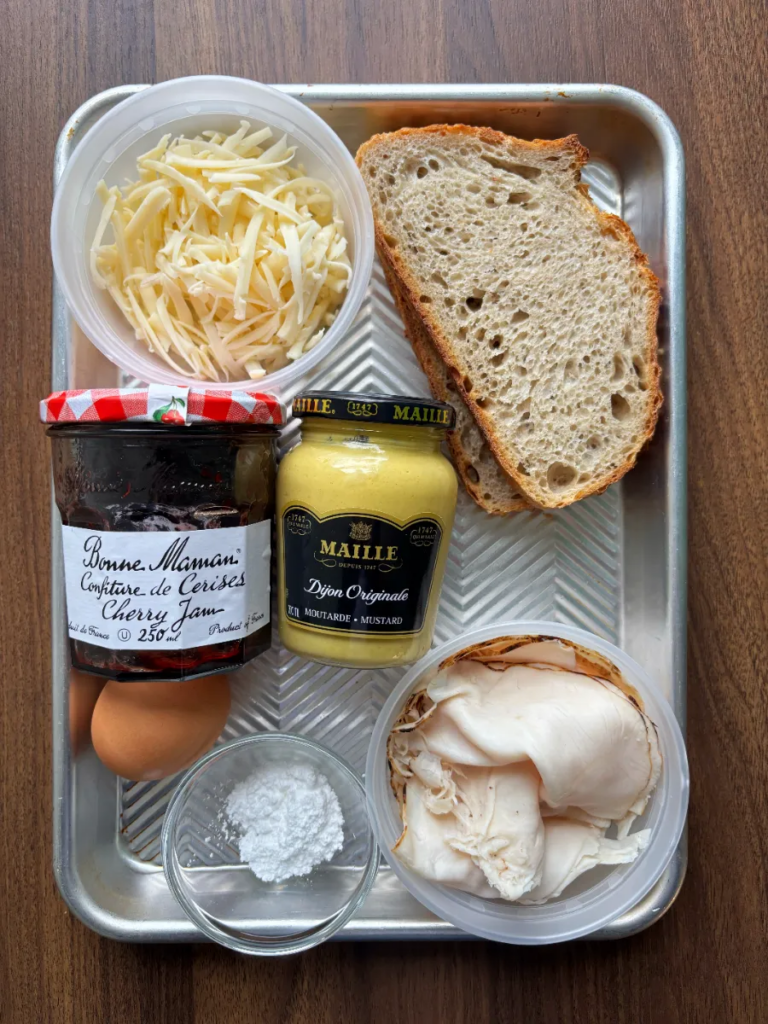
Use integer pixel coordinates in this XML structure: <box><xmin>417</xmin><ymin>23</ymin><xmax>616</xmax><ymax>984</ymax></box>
<box><xmin>51</xmin><ymin>81</ymin><xmax>687</xmax><ymax>943</ymax></box>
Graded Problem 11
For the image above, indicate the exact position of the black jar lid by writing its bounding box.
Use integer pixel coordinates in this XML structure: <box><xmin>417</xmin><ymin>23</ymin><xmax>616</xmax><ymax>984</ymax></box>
<box><xmin>293</xmin><ymin>391</ymin><xmax>456</xmax><ymax>429</ymax></box>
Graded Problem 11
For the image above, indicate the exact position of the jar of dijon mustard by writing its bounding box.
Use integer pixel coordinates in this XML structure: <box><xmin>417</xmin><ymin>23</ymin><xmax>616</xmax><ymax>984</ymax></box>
<box><xmin>277</xmin><ymin>391</ymin><xmax>458</xmax><ymax>668</ymax></box>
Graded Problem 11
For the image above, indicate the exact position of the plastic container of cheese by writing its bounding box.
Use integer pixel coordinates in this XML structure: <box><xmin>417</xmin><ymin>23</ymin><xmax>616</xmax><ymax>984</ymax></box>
<box><xmin>50</xmin><ymin>76</ymin><xmax>374</xmax><ymax>392</ymax></box>
<box><xmin>366</xmin><ymin>621</ymin><xmax>689</xmax><ymax>945</ymax></box>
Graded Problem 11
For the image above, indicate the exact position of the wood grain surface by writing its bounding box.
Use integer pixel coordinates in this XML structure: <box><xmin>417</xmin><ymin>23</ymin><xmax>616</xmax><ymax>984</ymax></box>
<box><xmin>1</xmin><ymin>0</ymin><xmax>767</xmax><ymax>1021</ymax></box>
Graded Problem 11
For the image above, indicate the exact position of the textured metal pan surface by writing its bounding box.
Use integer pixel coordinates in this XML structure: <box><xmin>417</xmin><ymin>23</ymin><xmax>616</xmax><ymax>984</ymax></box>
<box><xmin>52</xmin><ymin>84</ymin><xmax>686</xmax><ymax>942</ymax></box>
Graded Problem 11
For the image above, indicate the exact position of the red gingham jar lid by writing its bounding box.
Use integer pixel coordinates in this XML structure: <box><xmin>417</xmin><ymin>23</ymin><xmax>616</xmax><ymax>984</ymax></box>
<box><xmin>40</xmin><ymin>385</ymin><xmax>283</xmax><ymax>427</ymax></box>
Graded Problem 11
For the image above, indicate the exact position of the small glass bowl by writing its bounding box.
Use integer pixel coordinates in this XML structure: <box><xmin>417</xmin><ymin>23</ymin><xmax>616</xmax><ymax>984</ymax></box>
<box><xmin>161</xmin><ymin>733</ymin><xmax>378</xmax><ymax>955</ymax></box>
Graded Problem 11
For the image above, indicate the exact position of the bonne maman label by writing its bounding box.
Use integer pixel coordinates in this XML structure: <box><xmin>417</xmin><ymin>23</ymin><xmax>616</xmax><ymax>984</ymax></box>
<box><xmin>61</xmin><ymin>521</ymin><xmax>271</xmax><ymax>650</ymax></box>
<box><xmin>281</xmin><ymin>505</ymin><xmax>442</xmax><ymax>636</ymax></box>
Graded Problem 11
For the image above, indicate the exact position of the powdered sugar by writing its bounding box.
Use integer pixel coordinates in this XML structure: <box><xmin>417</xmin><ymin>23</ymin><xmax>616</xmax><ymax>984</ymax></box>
<box><xmin>225</xmin><ymin>763</ymin><xmax>344</xmax><ymax>883</ymax></box>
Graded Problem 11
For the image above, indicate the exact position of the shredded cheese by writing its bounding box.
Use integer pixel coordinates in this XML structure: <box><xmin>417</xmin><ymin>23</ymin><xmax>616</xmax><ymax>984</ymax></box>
<box><xmin>90</xmin><ymin>121</ymin><xmax>352</xmax><ymax>381</ymax></box>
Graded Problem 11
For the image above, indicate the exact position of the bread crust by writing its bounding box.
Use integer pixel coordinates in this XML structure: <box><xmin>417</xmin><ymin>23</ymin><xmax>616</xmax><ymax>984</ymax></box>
<box><xmin>357</xmin><ymin>125</ymin><xmax>663</xmax><ymax>509</ymax></box>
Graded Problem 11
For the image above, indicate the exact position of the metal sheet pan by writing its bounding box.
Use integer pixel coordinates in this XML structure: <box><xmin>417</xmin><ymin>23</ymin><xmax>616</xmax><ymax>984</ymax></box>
<box><xmin>51</xmin><ymin>83</ymin><xmax>686</xmax><ymax>942</ymax></box>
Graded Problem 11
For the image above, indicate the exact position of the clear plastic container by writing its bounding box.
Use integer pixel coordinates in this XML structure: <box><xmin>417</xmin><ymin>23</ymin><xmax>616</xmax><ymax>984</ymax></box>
<box><xmin>50</xmin><ymin>76</ymin><xmax>374</xmax><ymax>392</ymax></box>
<box><xmin>162</xmin><ymin>733</ymin><xmax>378</xmax><ymax>955</ymax></box>
<box><xmin>366</xmin><ymin>621</ymin><xmax>689</xmax><ymax>945</ymax></box>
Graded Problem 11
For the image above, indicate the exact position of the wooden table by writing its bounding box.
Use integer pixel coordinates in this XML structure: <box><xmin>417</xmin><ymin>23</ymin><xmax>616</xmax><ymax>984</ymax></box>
<box><xmin>1</xmin><ymin>0</ymin><xmax>766</xmax><ymax>1020</ymax></box>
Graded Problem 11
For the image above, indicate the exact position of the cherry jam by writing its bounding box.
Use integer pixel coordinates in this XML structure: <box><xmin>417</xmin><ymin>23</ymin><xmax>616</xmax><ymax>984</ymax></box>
<box><xmin>49</xmin><ymin>423</ymin><xmax>277</xmax><ymax>681</ymax></box>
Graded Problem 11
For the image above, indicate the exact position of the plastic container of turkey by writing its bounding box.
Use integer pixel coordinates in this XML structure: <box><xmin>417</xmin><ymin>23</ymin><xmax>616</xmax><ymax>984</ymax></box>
<box><xmin>366</xmin><ymin>622</ymin><xmax>689</xmax><ymax>945</ymax></box>
<box><xmin>43</xmin><ymin>386</ymin><xmax>281</xmax><ymax>681</ymax></box>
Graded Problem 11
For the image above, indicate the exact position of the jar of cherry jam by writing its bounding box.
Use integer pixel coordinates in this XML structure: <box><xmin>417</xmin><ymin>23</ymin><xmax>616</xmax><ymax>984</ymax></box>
<box><xmin>42</xmin><ymin>386</ymin><xmax>281</xmax><ymax>681</ymax></box>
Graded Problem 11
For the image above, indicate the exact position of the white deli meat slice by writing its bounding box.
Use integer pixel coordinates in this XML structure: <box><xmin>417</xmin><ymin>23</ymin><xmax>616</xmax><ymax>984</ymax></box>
<box><xmin>484</xmin><ymin>640</ymin><xmax>578</xmax><ymax>671</ymax></box>
<box><xmin>397</xmin><ymin>757</ymin><xmax>546</xmax><ymax>900</ymax></box>
<box><xmin>424</xmin><ymin>661</ymin><xmax>661</xmax><ymax>830</ymax></box>
<box><xmin>519</xmin><ymin>817</ymin><xmax>651</xmax><ymax>904</ymax></box>
<box><xmin>448</xmin><ymin>762</ymin><xmax>545</xmax><ymax>901</ymax></box>
<box><xmin>408</xmin><ymin>749</ymin><xmax>458</xmax><ymax>814</ymax></box>
<box><xmin>393</xmin><ymin>777</ymin><xmax>497</xmax><ymax>897</ymax></box>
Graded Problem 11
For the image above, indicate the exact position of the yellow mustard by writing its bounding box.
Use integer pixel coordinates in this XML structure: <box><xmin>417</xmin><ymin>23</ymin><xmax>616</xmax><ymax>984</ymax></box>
<box><xmin>277</xmin><ymin>391</ymin><xmax>458</xmax><ymax>668</ymax></box>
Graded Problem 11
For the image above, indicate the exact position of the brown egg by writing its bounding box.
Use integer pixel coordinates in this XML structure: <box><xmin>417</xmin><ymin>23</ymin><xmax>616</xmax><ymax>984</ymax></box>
<box><xmin>91</xmin><ymin>675</ymin><xmax>231</xmax><ymax>781</ymax></box>
<box><xmin>69</xmin><ymin>670</ymin><xmax>106</xmax><ymax>755</ymax></box>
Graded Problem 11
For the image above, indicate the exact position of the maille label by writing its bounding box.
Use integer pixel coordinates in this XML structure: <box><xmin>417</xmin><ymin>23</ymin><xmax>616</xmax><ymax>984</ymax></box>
<box><xmin>391</xmin><ymin>404</ymin><xmax>451</xmax><ymax>425</ymax></box>
<box><xmin>291</xmin><ymin>391</ymin><xmax>456</xmax><ymax>430</ymax></box>
<box><xmin>281</xmin><ymin>505</ymin><xmax>443</xmax><ymax>636</ymax></box>
<box><xmin>293</xmin><ymin>395</ymin><xmax>336</xmax><ymax>416</ymax></box>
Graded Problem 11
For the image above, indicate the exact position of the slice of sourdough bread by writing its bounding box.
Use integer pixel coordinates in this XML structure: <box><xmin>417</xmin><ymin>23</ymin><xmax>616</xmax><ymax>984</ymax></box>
<box><xmin>356</xmin><ymin>126</ymin><xmax>662</xmax><ymax>509</ymax></box>
<box><xmin>382</xmin><ymin>261</ymin><xmax>531</xmax><ymax>514</ymax></box>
